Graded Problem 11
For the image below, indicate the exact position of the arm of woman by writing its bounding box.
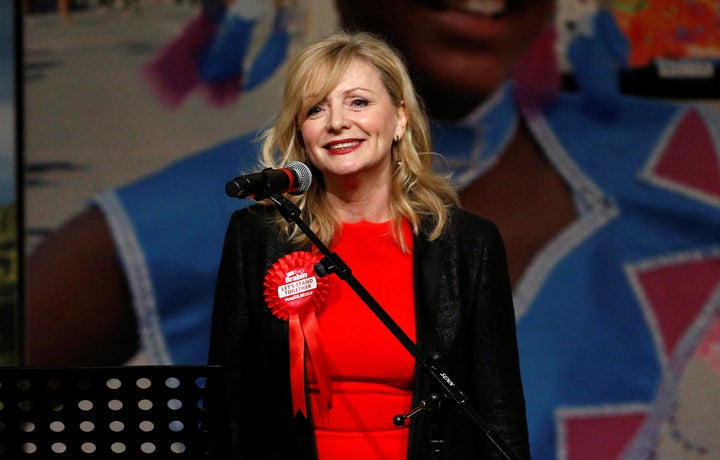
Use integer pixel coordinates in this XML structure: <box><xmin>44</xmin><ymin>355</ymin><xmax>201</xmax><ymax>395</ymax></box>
<box><xmin>25</xmin><ymin>206</ymin><xmax>138</xmax><ymax>366</ymax></box>
<box><xmin>472</xmin><ymin>221</ymin><xmax>531</xmax><ymax>459</ymax></box>
<box><xmin>208</xmin><ymin>207</ymin><xmax>313</xmax><ymax>459</ymax></box>
<box><xmin>207</xmin><ymin>210</ymin><xmax>257</xmax><ymax>457</ymax></box>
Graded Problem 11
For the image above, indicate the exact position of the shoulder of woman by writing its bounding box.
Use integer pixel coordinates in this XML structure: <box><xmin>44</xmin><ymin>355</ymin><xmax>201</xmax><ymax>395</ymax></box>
<box><xmin>448</xmin><ymin>207</ymin><xmax>500</xmax><ymax>237</ymax></box>
<box><xmin>229</xmin><ymin>203</ymin><xmax>279</xmax><ymax>234</ymax></box>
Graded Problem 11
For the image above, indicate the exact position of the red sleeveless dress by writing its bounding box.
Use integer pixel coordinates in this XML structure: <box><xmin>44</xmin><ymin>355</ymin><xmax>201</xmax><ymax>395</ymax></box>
<box><xmin>309</xmin><ymin>219</ymin><xmax>416</xmax><ymax>460</ymax></box>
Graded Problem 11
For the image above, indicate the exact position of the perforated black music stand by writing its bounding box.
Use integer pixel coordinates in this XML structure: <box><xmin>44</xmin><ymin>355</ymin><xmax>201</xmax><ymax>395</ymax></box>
<box><xmin>0</xmin><ymin>366</ymin><xmax>231</xmax><ymax>459</ymax></box>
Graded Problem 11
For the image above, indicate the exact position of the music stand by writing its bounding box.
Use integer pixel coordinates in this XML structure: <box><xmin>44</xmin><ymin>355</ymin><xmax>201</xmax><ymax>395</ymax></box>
<box><xmin>0</xmin><ymin>365</ymin><xmax>230</xmax><ymax>459</ymax></box>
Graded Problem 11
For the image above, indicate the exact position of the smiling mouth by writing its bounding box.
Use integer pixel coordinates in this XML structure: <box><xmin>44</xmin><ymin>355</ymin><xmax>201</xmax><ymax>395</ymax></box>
<box><xmin>327</xmin><ymin>140</ymin><xmax>362</xmax><ymax>151</ymax></box>
<box><xmin>415</xmin><ymin>0</ymin><xmax>511</xmax><ymax>17</ymax></box>
<box><xmin>451</xmin><ymin>0</ymin><xmax>507</xmax><ymax>16</ymax></box>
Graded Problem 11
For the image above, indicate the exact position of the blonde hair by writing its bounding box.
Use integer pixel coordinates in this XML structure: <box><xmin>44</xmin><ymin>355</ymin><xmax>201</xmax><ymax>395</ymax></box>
<box><xmin>259</xmin><ymin>31</ymin><xmax>459</xmax><ymax>250</ymax></box>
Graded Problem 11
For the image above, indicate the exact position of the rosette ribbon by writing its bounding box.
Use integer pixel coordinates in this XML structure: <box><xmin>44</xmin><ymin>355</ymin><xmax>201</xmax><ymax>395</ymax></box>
<box><xmin>264</xmin><ymin>251</ymin><xmax>332</xmax><ymax>417</ymax></box>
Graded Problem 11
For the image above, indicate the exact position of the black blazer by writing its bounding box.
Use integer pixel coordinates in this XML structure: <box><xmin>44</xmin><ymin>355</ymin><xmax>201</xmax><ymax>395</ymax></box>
<box><xmin>209</xmin><ymin>205</ymin><xmax>530</xmax><ymax>459</ymax></box>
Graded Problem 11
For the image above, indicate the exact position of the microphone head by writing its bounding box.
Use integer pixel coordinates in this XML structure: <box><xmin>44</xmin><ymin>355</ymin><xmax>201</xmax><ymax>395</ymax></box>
<box><xmin>286</xmin><ymin>161</ymin><xmax>313</xmax><ymax>195</ymax></box>
<box><xmin>225</xmin><ymin>179</ymin><xmax>242</xmax><ymax>198</ymax></box>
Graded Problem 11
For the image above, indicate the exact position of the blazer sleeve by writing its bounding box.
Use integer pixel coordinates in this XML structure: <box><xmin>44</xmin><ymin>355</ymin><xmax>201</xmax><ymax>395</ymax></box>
<box><xmin>208</xmin><ymin>206</ymin><xmax>314</xmax><ymax>459</ymax></box>
<box><xmin>469</xmin><ymin>216</ymin><xmax>530</xmax><ymax>459</ymax></box>
<box><xmin>427</xmin><ymin>210</ymin><xmax>530</xmax><ymax>459</ymax></box>
<box><xmin>208</xmin><ymin>209</ymin><xmax>256</xmax><ymax>454</ymax></box>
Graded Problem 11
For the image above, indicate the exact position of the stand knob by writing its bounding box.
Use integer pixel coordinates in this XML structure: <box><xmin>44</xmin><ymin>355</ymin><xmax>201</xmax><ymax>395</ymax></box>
<box><xmin>393</xmin><ymin>393</ymin><xmax>441</xmax><ymax>427</ymax></box>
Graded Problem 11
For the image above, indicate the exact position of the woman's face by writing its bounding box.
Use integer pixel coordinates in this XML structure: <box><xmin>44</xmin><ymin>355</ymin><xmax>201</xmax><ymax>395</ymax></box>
<box><xmin>335</xmin><ymin>0</ymin><xmax>555</xmax><ymax>117</ymax></box>
<box><xmin>299</xmin><ymin>58</ymin><xmax>406</xmax><ymax>187</ymax></box>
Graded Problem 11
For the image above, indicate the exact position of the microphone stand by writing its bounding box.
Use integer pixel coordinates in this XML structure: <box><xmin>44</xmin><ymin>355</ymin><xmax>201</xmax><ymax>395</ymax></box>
<box><xmin>268</xmin><ymin>194</ymin><xmax>521</xmax><ymax>460</ymax></box>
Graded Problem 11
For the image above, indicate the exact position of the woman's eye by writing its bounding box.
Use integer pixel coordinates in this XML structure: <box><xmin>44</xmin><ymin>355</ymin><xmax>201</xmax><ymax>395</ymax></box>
<box><xmin>306</xmin><ymin>106</ymin><xmax>323</xmax><ymax>117</ymax></box>
<box><xmin>350</xmin><ymin>98</ymin><xmax>369</xmax><ymax>107</ymax></box>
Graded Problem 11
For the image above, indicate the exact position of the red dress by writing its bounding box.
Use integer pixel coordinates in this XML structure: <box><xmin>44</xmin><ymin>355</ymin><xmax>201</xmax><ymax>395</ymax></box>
<box><xmin>309</xmin><ymin>220</ymin><xmax>416</xmax><ymax>459</ymax></box>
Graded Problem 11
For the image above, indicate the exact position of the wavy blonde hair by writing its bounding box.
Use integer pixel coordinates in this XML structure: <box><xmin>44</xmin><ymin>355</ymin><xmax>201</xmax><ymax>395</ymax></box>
<box><xmin>259</xmin><ymin>31</ymin><xmax>458</xmax><ymax>250</ymax></box>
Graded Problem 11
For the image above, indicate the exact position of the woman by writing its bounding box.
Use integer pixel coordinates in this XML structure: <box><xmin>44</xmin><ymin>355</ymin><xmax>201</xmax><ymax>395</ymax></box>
<box><xmin>209</xmin><ymin>32</ymin><xmax>529</xmax><ymax>459</ymax></box>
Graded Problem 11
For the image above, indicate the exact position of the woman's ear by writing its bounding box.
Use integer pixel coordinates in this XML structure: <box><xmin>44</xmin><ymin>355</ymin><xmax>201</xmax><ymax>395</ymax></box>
<box><xmin>395</xmin><ymin>101</ymin><xmax>407</xmax><ymax>140</ymax></box>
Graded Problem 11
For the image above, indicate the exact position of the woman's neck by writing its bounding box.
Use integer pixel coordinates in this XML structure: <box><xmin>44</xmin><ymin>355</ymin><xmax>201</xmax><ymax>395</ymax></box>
<box><xmin>420</xmin><ymin>83</ymin><xmax>489</xmax><ymax>122</ymax></box>
<box><xmin>328</xmin><ymin>194</ymin><xmax>392</xmax><ymax>223</ymax></box>
<box><xmin>324</xmin><ymin>167</ymin><xmax>393</xmax><ymax>223</ymax></box>
<box><xmin>326</xmin><ymin>182</ymin><xmax>392</xmax><ymax>224</ymax></box>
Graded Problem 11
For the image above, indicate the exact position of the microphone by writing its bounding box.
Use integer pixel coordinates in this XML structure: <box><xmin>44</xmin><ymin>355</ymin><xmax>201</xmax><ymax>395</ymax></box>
<box><xmin>225</xmin><ymin>161</ymin><xmax>313</xmax><ymax>200</ymax></box>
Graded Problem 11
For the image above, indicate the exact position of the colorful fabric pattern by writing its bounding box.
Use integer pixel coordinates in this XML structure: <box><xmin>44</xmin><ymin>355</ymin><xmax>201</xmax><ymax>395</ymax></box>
<box><xmin>612</xmin><ymin>1</ymin><xmax>720</xmax><ymax>68</ymax></box>
<box><xmin>96</xmin><ymin>82</ymin><xmax>720</xmax><ymax>458</ymax></box>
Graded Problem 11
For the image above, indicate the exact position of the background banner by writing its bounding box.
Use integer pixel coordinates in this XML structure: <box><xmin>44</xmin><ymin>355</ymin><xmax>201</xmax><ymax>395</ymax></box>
<box><xmin>19</xmin><ymin>1</ymin><xmax>720</xmax><ymax>459</ymax></box>
<box><xmin>1</xmin><ymin>0</ymin><xmax>20</xmax><ymax>366</ymax></box>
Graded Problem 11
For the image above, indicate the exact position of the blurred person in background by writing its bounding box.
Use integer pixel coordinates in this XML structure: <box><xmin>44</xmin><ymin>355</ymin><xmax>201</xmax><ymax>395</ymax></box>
<box><xmin>26</xmin><ymin>1</ymin><xmax>720</xmax><ymax>458</ymax></box>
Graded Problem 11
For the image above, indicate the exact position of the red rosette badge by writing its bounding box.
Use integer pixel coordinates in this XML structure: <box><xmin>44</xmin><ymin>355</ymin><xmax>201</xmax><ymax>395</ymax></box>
<box><xmin>264</xmin><ymin>251</ymin><xmax>331</xmax><ymax>417</ymax></box>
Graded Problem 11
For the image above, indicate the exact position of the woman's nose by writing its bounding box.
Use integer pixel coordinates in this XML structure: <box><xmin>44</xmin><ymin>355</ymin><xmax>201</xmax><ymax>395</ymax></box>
<box><xmin>328</xmin><ymin>107</ymin><xmax>350</xmax><ymax>131</ymax></box>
